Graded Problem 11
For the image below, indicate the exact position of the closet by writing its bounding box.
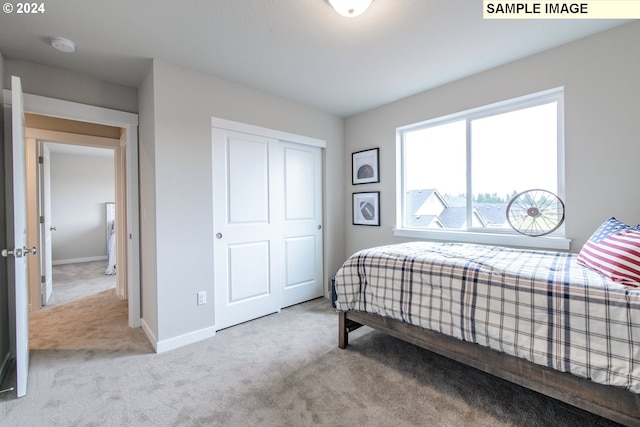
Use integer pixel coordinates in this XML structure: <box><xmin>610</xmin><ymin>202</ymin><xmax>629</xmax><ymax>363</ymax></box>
<box><xmin>212</xmin><ymin>120</ymin><xmax>324</xmax><ymax>330</ymax></box>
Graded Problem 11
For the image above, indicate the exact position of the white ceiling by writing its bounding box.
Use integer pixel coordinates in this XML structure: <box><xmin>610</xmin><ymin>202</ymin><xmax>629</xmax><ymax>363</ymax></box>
<box><xmin>0</xmin><ymin>0</ymin><xmax>631</xmax><ymax>117</ymax></box>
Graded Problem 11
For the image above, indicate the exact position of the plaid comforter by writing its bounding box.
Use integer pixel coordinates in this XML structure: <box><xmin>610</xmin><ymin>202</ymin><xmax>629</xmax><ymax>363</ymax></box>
<box><xmin>334</xmin><ymin>242</ymin><xmax>640</xmax><ymax>393</ymax></box>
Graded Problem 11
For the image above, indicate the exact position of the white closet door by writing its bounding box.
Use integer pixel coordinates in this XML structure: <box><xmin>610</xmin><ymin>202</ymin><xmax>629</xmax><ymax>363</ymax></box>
<box><xmin>281</xmin><ymin>142</ymin><xmax>323</xmax><ymax>307</ymax></box>
<box><xmin>213</xmin><ymin>128</ymin><xmax>283</xmax><ymax>331</ymax></box>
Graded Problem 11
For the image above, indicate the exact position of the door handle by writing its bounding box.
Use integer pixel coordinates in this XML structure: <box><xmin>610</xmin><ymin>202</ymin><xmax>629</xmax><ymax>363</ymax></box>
<box><xmin>215</xmin><ymin>233</ymin><xmax>223</xmax><ymax>239</ymax></box>
<box><xmin>0</xmin><ymin>246</ymin><xmax>36</xmax><ymax>257</ymax></box>
<box><xmin>1</xmin><ymin>248</ymin><xmax>16</xmax><ymax>258</ymax></box>
<box><xmin>50</xmin><ymin>226</ymin><xmax>57</xmax><ymax>231</ymax></box>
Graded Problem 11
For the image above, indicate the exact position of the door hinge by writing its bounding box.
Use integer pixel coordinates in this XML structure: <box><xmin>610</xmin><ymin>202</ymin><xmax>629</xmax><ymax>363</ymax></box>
<box><xmin>41</xmin><ymin>275</ymin><xmax>46</xmax><ymax>284</ymax></box>
<box><xmin>40</xmin><ymin>215</ymin><xmax>45</xmax><ymax>224</ymax></box>
<box><xmin>38</xmin><ymin>155</ymin><xmax>44</xmax><ymax>164</ymax></box>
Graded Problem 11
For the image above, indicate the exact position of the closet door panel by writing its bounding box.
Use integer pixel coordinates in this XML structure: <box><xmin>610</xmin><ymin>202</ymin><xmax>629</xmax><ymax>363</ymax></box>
<box><xmin>213</xmin><ymin>122</ymin><xmax>324</xmax><ymax>329</ymax></box>
<box><xmin>227</xmin><ymin>241</ymin><xmax>271</xmax><ymax>302</ymax></box>
<box><xmin>213</xmin><ymin>129</ymin><xmax>282</xmax><ymax>331</ymax></box>
<box><xmin>282</xmin><ymin>143</ymin><xmax>323</xmax><ymax>307</ymax></box>
<box><xmin>227</xmin><ymin>137</ymin><xmax>270</xmax><ymax>224</ymax></box>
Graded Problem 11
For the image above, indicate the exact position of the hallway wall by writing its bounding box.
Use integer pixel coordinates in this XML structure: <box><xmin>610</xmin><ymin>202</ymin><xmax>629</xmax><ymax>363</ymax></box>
<box><xmin>50</xmin><ymin>149</ymin><xmax>115</xmax><ymax>264</ymax></box>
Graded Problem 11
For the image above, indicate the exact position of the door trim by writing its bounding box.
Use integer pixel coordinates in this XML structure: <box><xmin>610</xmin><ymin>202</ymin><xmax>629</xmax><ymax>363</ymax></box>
<box><xmin>4</xmin><ymin>89</ymin><xmax>141</xmax><ymax>328</ymax></box>
<box><xmin>26</xmin><ymin>130</ymin><xmax>121</xmax><ymax>305</ymax></box>
<box><xmin>211</xmin><ymin>117</ymin><xmax>326</xmax><ymax>149</ymax></box>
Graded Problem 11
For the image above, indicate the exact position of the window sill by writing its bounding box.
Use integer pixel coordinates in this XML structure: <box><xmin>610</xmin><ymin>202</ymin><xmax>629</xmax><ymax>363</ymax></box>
<box><xmin>393</xmin><ymin>228</ymin><xmax>572</xmax><ymax>251</ymax></box>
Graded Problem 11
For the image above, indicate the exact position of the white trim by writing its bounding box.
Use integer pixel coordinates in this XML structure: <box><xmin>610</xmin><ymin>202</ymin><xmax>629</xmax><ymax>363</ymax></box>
<box><xmin>396</xmin><ymin>87</ymin><xmax>566</xmax><ymax>246</ymax></box>
<box><xmin>6</xmin><ymin>89</ymin><xmax>142</xmax><ymax>329</ymax></box>
<box><xmin>211</xmin><ymin>117</ymin><xmax>326</xmax><ymax>148</ymax></box>
<box><xmin>155</xmin><ymin>326</ymin><xmax>216</xmax><ymax>354</ymax></box>
<box><xmin>396</xmin><ymin>87</ymin><xmax>564</xmax><ymax>131</ymax></box>
<box><xmin>140</xmin><ymin>319</ymin><xmax>158</xmax><ymax>353</ymax></box>
<box><xmin>52</xmin><ymin>256</ymin><xmax>108</xmax><ymax>265</ymax></box>
<box><xmin>4</xmin><ymin>89</ymin><xmax>138</xmax><ymax>126</ymax></box>
<box><xmin>393</xmin><ymin>228</ymin><xmax>572</xmax><ymax>251</ymax></box>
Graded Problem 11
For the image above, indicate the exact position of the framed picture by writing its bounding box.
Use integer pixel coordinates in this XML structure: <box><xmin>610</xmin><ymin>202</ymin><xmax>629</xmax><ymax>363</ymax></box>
<box><xmin>352</xmin><ymin>148</ymin><xmax>379</xmax><ymax>185</ymax></box>
<box><xmin>353</xmin><ymin>191</ymin><xmax>380</xmax><ymax>226</ymax></box>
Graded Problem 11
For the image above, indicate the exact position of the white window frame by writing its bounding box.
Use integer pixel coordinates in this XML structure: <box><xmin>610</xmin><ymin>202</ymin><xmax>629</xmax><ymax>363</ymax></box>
<box><xmin>394</xmin><ymin>88</ymin><xmax>570</xmax><ymax>251</ymax></box>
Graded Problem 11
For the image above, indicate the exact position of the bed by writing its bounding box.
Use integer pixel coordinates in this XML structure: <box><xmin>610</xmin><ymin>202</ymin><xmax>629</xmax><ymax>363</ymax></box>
<box><xmin>105</xmin><ymin>202</ymin><xmax>116</xmax><ymax>275</ymax></box>
<box><xmin>333</xmin><ymin>234</ymin><xmax>640</xmax><ymax>425</ymax></box>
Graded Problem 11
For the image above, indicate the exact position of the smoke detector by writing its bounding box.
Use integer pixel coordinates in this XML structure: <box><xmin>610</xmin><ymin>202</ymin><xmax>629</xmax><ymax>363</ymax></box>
<box><xmin>50</xmin><ymin>37</ymin><xmax>76</xmax><ymax>53</ymax></box>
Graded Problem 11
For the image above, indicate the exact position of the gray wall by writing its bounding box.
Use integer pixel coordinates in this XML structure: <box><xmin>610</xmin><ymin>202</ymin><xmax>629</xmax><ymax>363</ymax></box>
<box><xmin>139</xmin><ymin>59</ymin><xmax>345</xmax><ymax>346</ymax></box>
<box><xmin>50</xmin><ymin>151</ymin><xmax>115</xmax><ymax>264</ymax></box>
<box><xmin>3</xmin><ymin>59</ymin><xmax>138</xmax><ymax>114</ymax></box>
<box><xmin>343</xmin><ymin>21</ymin><xmax>640</xmax><ymax>257</ymax></box>
<box><xmin>138</xmin><ymin>64</ymin><xmax>158</xmax><ymax>339</ymax></box>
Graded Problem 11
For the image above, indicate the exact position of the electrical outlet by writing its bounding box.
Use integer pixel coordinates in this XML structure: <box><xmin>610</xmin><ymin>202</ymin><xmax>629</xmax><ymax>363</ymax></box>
<box><xmin>197</xmin><ymin>291</ymin><xmax>207</xmax><ymax>305</ymax></box>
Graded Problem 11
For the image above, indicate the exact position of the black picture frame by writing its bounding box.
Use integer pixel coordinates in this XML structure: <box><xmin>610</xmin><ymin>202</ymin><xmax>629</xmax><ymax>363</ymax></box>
<box><xmin>352</xmin><ymin>148</ymin><xmax>379</xmax><ymax>185</ymax></box>
<box><xmin>353</xmin><ymin>191</ymin><xmax>380</xmax><ymax>226</ymax></box>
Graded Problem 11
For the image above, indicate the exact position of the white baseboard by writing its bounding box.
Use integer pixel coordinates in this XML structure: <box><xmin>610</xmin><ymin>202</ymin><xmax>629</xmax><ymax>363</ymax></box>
<box><xmin>52</xmin><ymin>256</ymin><xmax>107</xmax><ymax>265</ymax></box>
<box><xmin>141</xmin><ymin>318</ymin><xmax>158</xmax><ymax>353</ymax></box>
<box><xmin>155</xmin><ymin>325</ymin><xmax>217</xmax><ymax>354</ymax></box>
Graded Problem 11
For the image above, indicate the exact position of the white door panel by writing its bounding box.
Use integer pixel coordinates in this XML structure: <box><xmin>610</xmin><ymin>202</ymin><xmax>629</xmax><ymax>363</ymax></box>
<box><xmin>6</xmin><ymin>76</ymin><xmax>30</xmax><ymax>397</ymax></box>
<box><xmin>227</xmin><ymin>137</ymin><xmax>270</xmax><ymax>224</ymax></box>
<box><xmin>227</xmin><ymin>241</ymin><xmax>271</xmax><ymax>302</ymax></box>
<box><xmin>213</xmin><ymin>126</ymin><xmax>323</xmax><ymax>329</ymax></box>
<box><xmin>284</xmin><ymin>147</ymin><xmax>316</xmax><ymax>220</ymax></box>
<box><xmin>284</xmin><ymin>236</ymin><xmax>316</xmax><ymax>288</ymax></box>
<box><xmin>281</xmin><ymin>143</ymin><xmax>322</xmax><ymax>307</ymax></box>
<box><xmin>213</xmin><ymin>129</ymin><xmax>282</xmax><ymax>331</ymax></box>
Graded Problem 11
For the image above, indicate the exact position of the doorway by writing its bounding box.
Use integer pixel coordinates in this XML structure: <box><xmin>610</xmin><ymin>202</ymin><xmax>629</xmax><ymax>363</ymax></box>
<box><xmin>2</xmin><ymin>86</ymin><xmax>140</xmax><ymax>398</ymax></box>
<box><xmin>26</xmin><ymin>134</ymin><xmax>118</xmax><ymax>310</ymax></box>
<box><xmin>14</xmin><ymin>91</ymin><xmax>141</xmax><ymax>328</ymax></box>
<box><xmin>24</xmin><ymin>115</ymin><xmax>126</xmax><ymax>317</ymax></box>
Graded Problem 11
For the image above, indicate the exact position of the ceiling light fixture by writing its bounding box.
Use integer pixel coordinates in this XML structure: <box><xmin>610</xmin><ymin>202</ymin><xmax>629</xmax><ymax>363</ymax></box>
<box><xmin>50</xmin><ymin>37</ymin><xmax>76</xmax><ymax>53</ymax></box>
<box><xmin>328</xmin><ymin>0</ymin><xmax>372</xmax><ymax>17</ymax></box>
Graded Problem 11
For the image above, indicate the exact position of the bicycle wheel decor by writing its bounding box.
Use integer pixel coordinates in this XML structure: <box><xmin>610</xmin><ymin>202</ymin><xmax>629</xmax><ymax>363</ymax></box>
<box><xmin>506</xmin><ymin>189</ymin><xmax>565</xmax><ymax>236</ymax></box>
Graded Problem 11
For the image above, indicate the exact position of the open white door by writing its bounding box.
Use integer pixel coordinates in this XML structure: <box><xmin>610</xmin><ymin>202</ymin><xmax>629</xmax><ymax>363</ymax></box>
<box><xmin>38</xmin><ymin>142</ymin><xmax>53</xmax><ymax>304</ymax></box>
<box><xmin>3</xmin><ymin>76</ymin><xmax>33</xmax><ymax>397</ymax></box>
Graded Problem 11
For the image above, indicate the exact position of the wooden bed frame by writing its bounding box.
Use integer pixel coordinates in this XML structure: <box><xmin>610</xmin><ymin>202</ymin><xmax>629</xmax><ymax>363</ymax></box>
<box><xmin>338</xmin><ymin>310</ymin><xmax>640</xmax><ymax>426</ymax></box>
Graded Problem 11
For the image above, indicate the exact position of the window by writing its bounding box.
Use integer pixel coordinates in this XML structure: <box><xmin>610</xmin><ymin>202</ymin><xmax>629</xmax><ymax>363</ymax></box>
<box><xmin>396</xmin><ymin>88</ymin><xmax>568</xmax><ymax>249</ymax></box>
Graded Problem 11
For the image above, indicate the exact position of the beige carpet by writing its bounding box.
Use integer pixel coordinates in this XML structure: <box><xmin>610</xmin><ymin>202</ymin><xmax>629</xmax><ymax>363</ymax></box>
<box><xmin>29</xmin><ymin>288</ymin><xmax>150</xmax><ymax>352</ymax></box>
<box><xmin>47</xmin><ymin>260</ymin><xmax>116</xmax><ymax>307</ymax></box>
<box><xmin>0</xmin><ymin>292</ymin><xmax>621</xmax><ymax>426</ymax></box>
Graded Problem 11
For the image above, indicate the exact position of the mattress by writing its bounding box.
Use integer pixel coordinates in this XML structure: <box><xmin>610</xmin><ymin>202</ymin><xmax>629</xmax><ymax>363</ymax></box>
<box><xmin>333</xmin><ymin>241</ymin><xmax>640</xmax><ymax>393</ymax></box>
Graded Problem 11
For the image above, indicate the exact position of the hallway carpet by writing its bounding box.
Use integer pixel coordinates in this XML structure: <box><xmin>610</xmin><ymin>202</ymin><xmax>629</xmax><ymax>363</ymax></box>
<box><xmin>47</xmin><ymin>260</ymin><xmax>116</xmax><ymax>306</ymax></box>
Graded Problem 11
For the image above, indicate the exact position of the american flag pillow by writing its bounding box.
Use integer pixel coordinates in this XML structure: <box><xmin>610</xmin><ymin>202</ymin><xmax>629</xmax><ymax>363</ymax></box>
<box><xmin>585</xmin><ymin>217</ymin><xmax>639</xmax><ymax>239</ymax></box>
<box><xmin>577</xmin><ymin>228</ymin><xmax>640</xmax><ymax>287</ymax></box>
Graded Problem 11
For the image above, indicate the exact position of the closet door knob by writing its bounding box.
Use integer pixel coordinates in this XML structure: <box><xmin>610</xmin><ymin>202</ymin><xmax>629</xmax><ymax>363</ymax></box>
<box><xmin>216</xmin><ymin>233</ymin><xmax>223</xmax><ymax>239</ymax></box>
